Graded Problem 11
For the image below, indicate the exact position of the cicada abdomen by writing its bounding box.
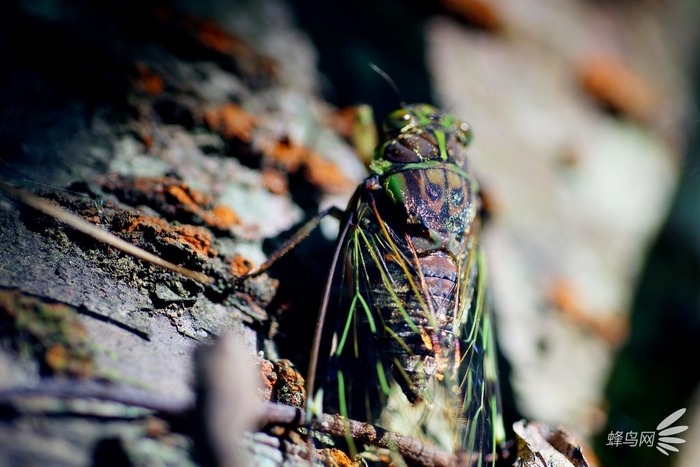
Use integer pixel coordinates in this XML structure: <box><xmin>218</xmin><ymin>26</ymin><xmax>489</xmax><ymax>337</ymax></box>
<box><xmin>313</xmin><ymin>104</ymin><xmax>506</xmax><ymax>465</ymax></box>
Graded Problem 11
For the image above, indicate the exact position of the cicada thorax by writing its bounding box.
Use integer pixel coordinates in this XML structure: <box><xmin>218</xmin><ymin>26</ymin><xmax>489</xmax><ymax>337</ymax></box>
<box><xmin>361</xmin><ymin>162</ymin><xmax>480</xmax><ymax>398</ymax></box>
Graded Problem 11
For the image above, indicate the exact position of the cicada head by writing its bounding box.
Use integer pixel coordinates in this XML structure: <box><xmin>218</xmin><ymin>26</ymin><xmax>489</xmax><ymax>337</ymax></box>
<box><xmin>370</xmin><ymin>104</ymin><xmax>473</xmax><ymax>175</ymax></box>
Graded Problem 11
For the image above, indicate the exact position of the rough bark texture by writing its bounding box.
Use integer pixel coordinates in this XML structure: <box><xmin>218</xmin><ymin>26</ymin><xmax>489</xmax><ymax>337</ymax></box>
<box><xmin>0</xmin><ymin>1</ymin><xmax>328</xmax><ymax>465</ymax></box>
<box><xmin>0</xmin><ymin>1</ymin><xmax>695</xmax><ymax>467</ymax></box>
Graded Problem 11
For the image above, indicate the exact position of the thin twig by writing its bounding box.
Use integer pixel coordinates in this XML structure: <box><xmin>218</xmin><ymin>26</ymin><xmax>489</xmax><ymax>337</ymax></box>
<box><xmin>0</xmin><ymin>380</ymin><xmax>454</xmax><ymax>466</ymax></box>
<box><xmin>0</xmin><ymin>182</ymin><xmax>213</xmax><ymax>284</ymax></box>
<box><xmin>0</xmin><ymin>379</ymin><xmax>193</xmax><ymax>415</ymax></box>
<box><xmin>236</xmin><ymin>205</ymin><xmax>345</xmax><ymax>282</ymax></box>
<box><xmin>258</xmin><ymin>402</ymin><xmax>455</xmax><ymax>467</ymax></box>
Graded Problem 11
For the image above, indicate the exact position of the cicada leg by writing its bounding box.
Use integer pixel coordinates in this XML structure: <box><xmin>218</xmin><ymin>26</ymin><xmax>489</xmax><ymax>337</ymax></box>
<box><xmin>235</xmin><ymin>203</ymin><xmax>355</xmax><ymax>457</ymax></box>
<box><xmin>235</xmin><ymin>205</ymin><xmax>346</xmax><ymax>282</ymax></box>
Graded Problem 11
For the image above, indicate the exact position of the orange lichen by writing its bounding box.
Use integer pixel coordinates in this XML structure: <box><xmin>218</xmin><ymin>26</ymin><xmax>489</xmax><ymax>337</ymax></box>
<box><xmin>165</xmin><ymin>184</ymin><xmax>213</xmax><ymax>208</ymax></box>
<box><xmin>303</xmin><ymin>152</ymin><xmax>353</xmax><ymax>194</ymax></box>
<box><xmin>203</xmin><ymin>103</ymin><xmax>256</xmax><ymax>143</ymax></box>
<box><xmin>132</xmin><ymin>63</ymin><xmax>165</xmax><ymax>96</ymax></box>
<box><xmin>208</xmin><ymin>204</ymin><xmax>239</xmax><ymax>230</ymax></box>
<box><xmin>548</xmin><ymin>278</ymin><xmax>629</xmax><ymax>347</ymax></box>
<box><xmin>182</xmin><ymin>18</ymin><xmax>277</xmax><ymax>79</ymax></box>
<box><xmin>577</xmin><ymin>55</ymin><xmax>657</xmax><ymax>121</ymax></box>
<box><xmin>124</xmin><ymin>214</ymin><xmax>169</xmax><ymax>232</ymax></box>
<box><xmin>318</xmin><ymin>448</ymin><xmax>357</xmax><ymax>467</ymax></box>
<box><xmin>261</xmin><ymin>168</ymin><xmax>289</xmax><ymax>195</ymax></box>
<box><xmin>230</xmin><ymin>254</ymin><xmax>254</xmax><ymax>277</ymax></box>
<box><xmin>186</xmin><ymin>18</ymin><xmax>235</xmax><ymax>54</ymax></box>
<box><xmin>273</xmin><ymin>359</ymin><xmax>306</xmax><ymax>408</ymax></box>
<box><xmin>165</xmin><ymin>182</ymin><xmax>239</xmax><ymax>230</ymax></box>
<box><xmin>260</xmin><ymin>136</ymin><xmax>307</xmax><ymax>173</ymax></box>
<box><xmin>259</xmin><ymin>136</ymin><xmax>353</xmax><ymax>194</ymax></box>
<box><xmin>124</xmin><ymin>214</ymin><xmax>217</xmax><ymax>258</ymax></box>
<box><xmin>440</xmin><ymin>0</ymin><xmax>503</xmax><ymax>30</ymax></box>
<box><xmin>144</xmin><ymin>417</ymin><xmax>170</xmax><ymax>438</ymax></box>
<box><xmin>45</xmin><ymin>344</ymin><xmax>70</xmax><ymax>374</ymax></box>
<box><xmin>259</xmin><ymin>359</ymin><xmax>277</xmax><ymax>401</ymax></box>
<box><xmin>168</xmin><ymin>224</ymin><xmax>216</xmax><ymax>258</ymax></box>
<box><xmin>138</xmin><ymin>131</ymin><xmax>155</xmax><ymax>149</ymax></box>
<box><xmin>102</xmin><ymin>176</ymin><xmax>240</xmax><ymax>232</ymax></box>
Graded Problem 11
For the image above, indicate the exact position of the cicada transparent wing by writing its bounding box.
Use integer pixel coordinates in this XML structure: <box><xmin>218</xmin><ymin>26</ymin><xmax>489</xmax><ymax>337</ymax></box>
<box><xmin>308</xmin><ymin>104</ymin><xmax>506</xmax><ymax>465</ymax></box>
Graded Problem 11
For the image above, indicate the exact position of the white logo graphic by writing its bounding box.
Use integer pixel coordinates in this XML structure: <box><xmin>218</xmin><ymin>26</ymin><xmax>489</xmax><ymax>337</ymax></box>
<box><xmin>606</xmin><ymin>407</ymin><xmax>688</xmax><ymax>456</ymax></box>
<box><xmin>655</xmin><ymin>408</ymin><xmax>688</xmax><ymax>456</ymax></box>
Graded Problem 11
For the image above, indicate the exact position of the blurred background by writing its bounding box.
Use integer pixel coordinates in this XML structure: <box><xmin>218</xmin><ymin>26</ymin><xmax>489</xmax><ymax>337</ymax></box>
<box><xmin>1</xmin><ymin>0</ymin><xmax>699</xmax><ymax>465</ymax></box>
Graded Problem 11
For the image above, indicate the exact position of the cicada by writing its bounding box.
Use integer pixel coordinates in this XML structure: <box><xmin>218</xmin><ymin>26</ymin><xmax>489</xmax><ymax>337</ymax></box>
<box><xmin>249</xmin><ymin>104</ymin><xmax>505</xmax><ymax>466</ymax></box>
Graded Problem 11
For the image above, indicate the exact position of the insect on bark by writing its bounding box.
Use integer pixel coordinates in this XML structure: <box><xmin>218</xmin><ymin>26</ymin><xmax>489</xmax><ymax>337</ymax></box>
<box><xmin>244</xmin><ymin>103</ymin><xmax>506</xmax><ymax>466</ymax></box>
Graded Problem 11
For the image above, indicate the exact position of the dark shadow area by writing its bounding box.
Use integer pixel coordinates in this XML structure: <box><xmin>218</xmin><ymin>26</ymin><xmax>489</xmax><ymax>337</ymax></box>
<box><xmin>287</xmin><ymin>0</ymin><xmax>435</xmax><ymax>121</ymax></box>
<box><xmin>92</xmin><ymin>437</ymin><xmax>133</xmax><ymax>467</ymax></box>
<box><xmin>260</xmin><ymin>218</ymin><xmax>338</xmax><ymax>373</ymax></box>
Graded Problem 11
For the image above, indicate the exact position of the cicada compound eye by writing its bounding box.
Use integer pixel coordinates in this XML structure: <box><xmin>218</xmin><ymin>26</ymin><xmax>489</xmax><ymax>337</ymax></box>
<box><xmin>455</xmin><ymin>120</ymin><xmax>473</xmax><ymax>146</ymax></box>
<box><xmin>382</xmin><ymin>108</ymin><xmax>416</xmax><ymax>135</ymax></box>
<box><xmin>413</xmin><ymin>103</ymin><xmax>440</xmax><ymax>120</ymax></box>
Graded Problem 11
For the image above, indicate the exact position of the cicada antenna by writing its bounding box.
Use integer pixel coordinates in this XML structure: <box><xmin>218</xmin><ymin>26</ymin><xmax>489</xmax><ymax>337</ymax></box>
<box><xmin>368</xmin><ymin>63</ymin><xmax>405</xmax><ymax>107</ymax></box>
